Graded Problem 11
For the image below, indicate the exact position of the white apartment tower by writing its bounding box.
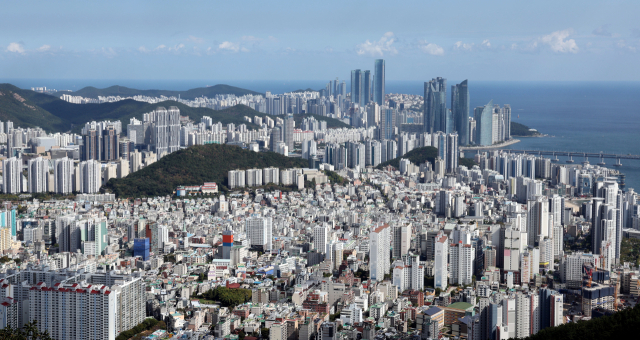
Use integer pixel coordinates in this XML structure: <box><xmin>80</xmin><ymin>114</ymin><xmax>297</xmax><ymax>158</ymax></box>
<box><xmin>246</xmin><ymin>216</ymin><xmax>273</xmax><ymax>251</ymax></box>
<box><xmin>54</xmin><ymin>157</ymin><xmax>74</xmax><ymax>194</ymax></box>
<box><xmin>27</xmin><ymin>157</ymin><xmax>49</xmax><ymax>193</ymax></box>
<box><xmin>434</xmin><ymin>232</ymin><xmax>449</xmax><ymax>290</ymax></box>
<box><xmin>2</xmin><ymin>157</ymin><xmax>22</xmax><ymax>194</ymax></box>
<box><xmin>370</xmin><ymin>223</ymin><xmax>391</xmax><ymax>281</ymax></box>
<box><xmin>79</xmin><ymin>160</ymin><xmax>102</xmax><ymax>194</ymax></box>
<box><xmin>313</xmin><ymin>225</ymin><xmax>329</xmax><ymax>254</ymax></box>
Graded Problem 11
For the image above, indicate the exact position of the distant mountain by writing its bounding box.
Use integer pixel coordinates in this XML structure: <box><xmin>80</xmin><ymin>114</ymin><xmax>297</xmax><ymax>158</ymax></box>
<box><xmin>0</xmin><ymin>84</ymin><xmax>68</xmax><ymax>132</ymax></box>
<box><xmin>376</xmin><ymin>146</ymin><xmax>477</xmax><ymax>169</ymax></box>
<box><xmin>104</xmin><ymin>144</ymin><xmax>309</xmax><ymax>197</ymax></box>
<box><xmin>0</xmin><ymin>83</ymin><xmax>352</xmax><ymax>133</ymax></box>
<box><xmin>53</xmin><ymin>84</ymin><xmax>262</xmax><ymax>100</ymax></box>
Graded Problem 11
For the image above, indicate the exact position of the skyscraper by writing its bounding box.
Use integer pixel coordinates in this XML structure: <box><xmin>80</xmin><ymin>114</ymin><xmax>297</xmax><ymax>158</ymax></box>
<box><xmin>370</xmin><ymin>223</ymin><xmax>391</xmax><ymax>281</ymax></box>
<box><xmin>146</xmin><ymin>106</ymin><xmax>181</xmax><ymax>158</ymax></box>
<box><xmin>79</xmin><ymin>160</ymin><xmax>101</xmax><ymax>194</ymax></box>
<box><xmin>283</xmin><ymin>113</ymin><xmax>294</xmax><ymax>151</ymax></box>
<box><xmin>381</xmin><ymin>107</ymin><xmax>396</xmax><ymax>140</ymax></box>
<box><xmin>474</xmin><ymin>100</ymin><xmax>494</xmax><ymax>146</ymax></box>
<box><xmin>423</xmin><ymin>77</ymin><xmax>447</xmax><ymax>134</ymax></box>
<box><xmin>451</xmin><ymin>80</ymin><xmax>470</xmax><ymax>145</ymax></box>
<box><xmin>246</xmin><ymin>216</ymin><xmax>273</xmax><ymax>251</ymax></box>
<box><xmin>374</xmin><ymin>59</ymin><xmax>385</xmax><ymax>105</ymax></box>
<box><xmin>362</xmin><ymin>70</ymin><xmax>372</xmax><ymax>107</ymax></box>
<box><xmin>2</xmin><ymin>157</ymin><xmax>22</xmax><ymax>194</ymax></box>
<box><xmin>351</xmin><ymin>69</ymin><xmax>362</xmax><ymax>106</ymax></box>
<box><xmin>27</xmin><ymin>157</ymin><xmax>49</xmax><ymax>193</ymax></box>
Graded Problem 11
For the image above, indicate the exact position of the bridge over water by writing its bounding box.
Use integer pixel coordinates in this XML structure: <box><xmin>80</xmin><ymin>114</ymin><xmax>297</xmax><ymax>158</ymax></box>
<box><xmin>471</xmin><ymin>149</ymin><xmax>640</xmax><ymax>165</ymax></box>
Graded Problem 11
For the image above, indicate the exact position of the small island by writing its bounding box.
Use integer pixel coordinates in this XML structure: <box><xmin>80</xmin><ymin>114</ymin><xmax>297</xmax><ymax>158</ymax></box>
<box><xmin>511</xmin><ymin>121</ymin><xmax>544</xmax><ymax>137</ymax></box>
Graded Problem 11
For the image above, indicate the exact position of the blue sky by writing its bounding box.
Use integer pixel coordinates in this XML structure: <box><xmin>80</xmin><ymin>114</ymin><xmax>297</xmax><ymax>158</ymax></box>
<box><xmin>1</xmin><ymin>0</ymin><xmax>639</xmax><ymax>82</ymax></box>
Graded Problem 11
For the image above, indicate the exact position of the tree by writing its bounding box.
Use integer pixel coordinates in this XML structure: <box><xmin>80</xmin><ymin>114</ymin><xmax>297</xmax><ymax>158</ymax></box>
<box><xmin>0</xmin><ymin>320</ymin><xmax>53</xmax><ymax>339</ymax></box>
<box><xmin>261</xmin><ymin>327</ymin><xmax>270</xmax><ymax>338</ymax></box>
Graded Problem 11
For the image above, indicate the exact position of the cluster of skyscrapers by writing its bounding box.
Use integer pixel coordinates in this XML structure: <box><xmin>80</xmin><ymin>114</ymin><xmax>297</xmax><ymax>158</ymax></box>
<box><xmin>424</xmin><ymin>78</ymin><xmax>511</xmax><ymax>146</ymax></box>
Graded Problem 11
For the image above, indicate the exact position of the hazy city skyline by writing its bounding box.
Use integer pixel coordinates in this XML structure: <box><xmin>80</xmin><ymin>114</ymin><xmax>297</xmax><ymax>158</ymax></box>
<box><xmin>1</xmin><ymin>0</ymin><xmax>639</xmax><ymax>81</ymax></box>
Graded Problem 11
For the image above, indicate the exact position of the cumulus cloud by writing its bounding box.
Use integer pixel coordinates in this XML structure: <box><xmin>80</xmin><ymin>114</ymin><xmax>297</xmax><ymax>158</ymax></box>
<box><xmin>617</xmin><ymin>40</ymin><xmax>637</xmax><ymax>52</ymax></box>
<box><xmin>356</xmin><ymin>32</ymin><xmax>398</xmax><ymax>57</ymax></box>
<box><xmin>7</xmin><ymin>42</ymin><xmax>25</xmax><ymax>54</ymax></box>
<box><xmin>540</xmin><ymin>29</ymin><xmax>578</xmax><ymax>53</ymax></box>
<box><xmin>482</xmin><ymin>39</ymin><xmax>491</xmax><ymax>47</ymax></box>
<box><xmin>218</xmin><ymin>41</ymin><xmax>249</xmax><ymax>52</ymax></box>
<box><xmin>37</xmin><ymin>45</ymin><xmax>51</xmax><ymax>52</ymax></box>
<box><xmin>454</xmin><ymin>41</ymin><xmax>474</xmax><ymax>51</ymax></box>
<box><xmin>419</xmin><ymin>41</ymin><xmax>444</xmax><ymax>55</ymax></box>
<box><xmin>592</xmin><ymin>25</ymin><xmax>612</xmax><ymax>37</ymax></box>
<box><xmin>187</xmin><ymin>35</ymin><xmax>204</xmax><ymax>43</ymax></box>
<box><xmin>138</xmin><ymin>46</ymin><xmax>149</xmax><ymax>53</ymax></box>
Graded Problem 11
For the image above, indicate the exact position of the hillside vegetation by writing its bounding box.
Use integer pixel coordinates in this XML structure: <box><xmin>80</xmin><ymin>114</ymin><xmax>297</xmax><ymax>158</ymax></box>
<box><xmin>0</xmin><ymin>84</ymin><xmax>68</xmax><ymax>132</ymax></box>
<box><xmin>0</xmin><ymin>83</ymin><xmax>352</xmax><ymax>133</ymax></box>
<box><xmin>54</xmin><ymin>84</ymin><xmax>261</xmax><ymax>99</ymax></box>
<box><xmin>104</xmin><ymin>144</ymin><xmax>308</xmax><ymax>197</ymax></box>
<box><xmin>376</xmin><ymin>146</ymin><xmax>477</xmax><ymax>169</ymax></box>
<box><xmin>520</xmin><ymin>303</ymin><xmax>640</xmax><ymax>340</ymax></box>
<box><xmin>511</xmin><ymin>121</ymin><xmax>542</xmax><ymax>136</ymax></box>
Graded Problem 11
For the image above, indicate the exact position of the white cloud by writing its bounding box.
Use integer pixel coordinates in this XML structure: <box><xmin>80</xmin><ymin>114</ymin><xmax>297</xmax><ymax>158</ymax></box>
<box><xmin>356</xmin><ymin>32</ymin><xmax>398</xmax><ymax>57</ymax></box>
<box><xmin>454</xmin><ymin>41</ymin><xmax>474</xmax><ymax>51</ymax></box>
<box><xmin>138</xmin><ymin>46</ymin><xmax>149</xmax><ymax>53</ymax></box>
<box><xmin>187</xmin><ymin>35</ymin><xmax>204</xmax><ymax>43</ymax></box>
<box><xmin>7</xmin><ymin>42</ymin><xmax>25</xmax><ymax>54</ymax></box>
<box><xmin>37</xmin><ymin>45</ymin><xmax>51</xmax><ymax>52</ymax></box>
<box><xmin>540</xmin><ymin>29</ymin><xmax>578</xmax><ymax>53</ymax></box>
<box><xmin>218</xmin><ymin>41</ymin><xmax>248</xmax><ymax>52</ymax></box>
<box><xmin>617</xmin><ymin>40</ymin><xmax>637</xmax><ymax>52</ymax></box>
<box><xmin>482</xmin><ymin>39</ymin><xmax>491</xmax><ymax>47</ymax></box>
<box><xmin>155</xmin><ymin>45</ymin><xmax>167</xmax><ymax>51</ymax></box>
<box><xmin>419</xmin><ymin>41</ymin><xmax>444</xmax><ymax>56</ymax></box>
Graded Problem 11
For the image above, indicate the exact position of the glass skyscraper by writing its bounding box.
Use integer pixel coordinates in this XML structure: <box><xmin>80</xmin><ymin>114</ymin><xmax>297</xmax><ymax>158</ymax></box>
<box><xmin>351</xmin><ymin>69</ymin><xmax>362</xmax><ymax>106</ymax></box>
<box><xmin>374</xmin><ymin>59</ymin><xmax>385</xmax><ymax>105</ymax></box>
<box><xmin>362</xmin><ymin>70</ymin><xmax>371</xmax><ymax>107</ymax></box>
<box><xmin>423</xmin><ymin>77</ymin><xmax>447</xmax><ymax>134</ymax></box>
<box><xmin>452</xmin><ymin>80</ymin><xmax>470</xmax><ymax>145</ymax></box>
<box><xmin>474</xmin><ymin>100</ymin><xmax>493</xmax><ymax>146</ymax></box>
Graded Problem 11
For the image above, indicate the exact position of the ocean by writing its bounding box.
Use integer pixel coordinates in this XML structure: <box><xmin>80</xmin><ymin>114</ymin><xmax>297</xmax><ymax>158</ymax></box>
<box><xmin>3</xmin><ymin>78</ymin><xmax>640</xmax><ymax>190</ymax></box>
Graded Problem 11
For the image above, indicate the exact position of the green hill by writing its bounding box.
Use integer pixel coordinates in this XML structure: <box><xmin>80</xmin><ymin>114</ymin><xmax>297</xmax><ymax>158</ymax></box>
<box><xmin>104</xmin><ymin>144</ymin><xmax>308</xmax><ymax>197</ymax></box>
<box><xmin>511</xmin><ymin>121</ymin><xmax>542</xmax><ymax>136</ymax></box>
<box><xmin>0</xmin><ymin>84</ymin><xmax>68</xmax><ymax>132</ymax></box>
<box><xmin>293</xmin><ymin>113</ymin><xmax>350</xmax><ymax>129</ymax></box>
<box><xmin>53</xmin><ymin>84</ymin><xmax>262</xmax><ymax>100</ymax></box>
<box><xmin>521</xmin><ymin>304</ymin><xmax>640</xmax><ymax>340</ymax></box>
<box><xmin>376</xmin><ymin>146</ymin><xmax>477</xmax><ymax>169</ymax></box>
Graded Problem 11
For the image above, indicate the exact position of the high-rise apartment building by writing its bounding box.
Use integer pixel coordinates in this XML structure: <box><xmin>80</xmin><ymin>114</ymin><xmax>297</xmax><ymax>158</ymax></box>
<box><xmin>27</xmin><ymin>157</ymin><xmax>49</xmax><ymax>193</ymax></box>
<box><xmin>474</xmin><ymin>100</ymin><xmax>494</xmax><ymax>146</ymax></box>
<box><xmin>313</xmin><ymin>225</ymin><xmax>329</xmax><ymax>254</ymax></box>
<box><xmin>434</xmin><ymin>232</ymin><xmax>449</xmax><ymax>290</ymax></box>
<box><xmin>351</xmin><ymin>69</ymin><xmax>363</xmax><ymax>107</ymax></box>
<box><xmin>451</xmin><ymin>80</ymin><xmax>470</xmax><ymax>145</ymax></box>
<box><xmin>374</xmin><ymin>59</ymin><xmax>385</xmax><ymax>105</ymax></box>
<box><xmin>54</xmin><ymin>157</ymin><xmax>74</xmax><ymax>194</ymax></box>
<box><xmin>2</xmin><ymin>157</ymin><xmax>22</xmax><ymax>194</ymax></box>
<box><xmin>370</xmin><ymin>223</ymin><xmax>391</xmax><ymax>281</ymax></box>
<box><xmin>423</xmin><ymin>77</ymin><xmax>447</xmax><ymax>134</ymax></box>
<box><xmin>79</xmin><ymin>160</ymin><xmax>101</xmax><ymax>194</ymax></box>
<box><xmin>283</xmin><ymin>113</ymin><xmax>294</xmax><ymax>151</ymax></box>
<box><xmin>392</xmin><ymin>225</ymin><xmax>411</xmax><ymax>258</ymax></box>
<box><xmin>246</xmin><ymin>216</ymin><xmax>273</xmax><ymax>251</ymax></box>
<box><xmin>145</xmin><ymin>106</ymin><xmax>181</xmax><ymax>158</ymax></box>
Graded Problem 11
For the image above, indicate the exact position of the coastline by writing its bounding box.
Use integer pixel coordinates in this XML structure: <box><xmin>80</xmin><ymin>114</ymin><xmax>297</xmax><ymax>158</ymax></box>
<box><xmin>459</xmin><ymin>139</ymin><xmax>521</xmax><ymax>151</ymax></box>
